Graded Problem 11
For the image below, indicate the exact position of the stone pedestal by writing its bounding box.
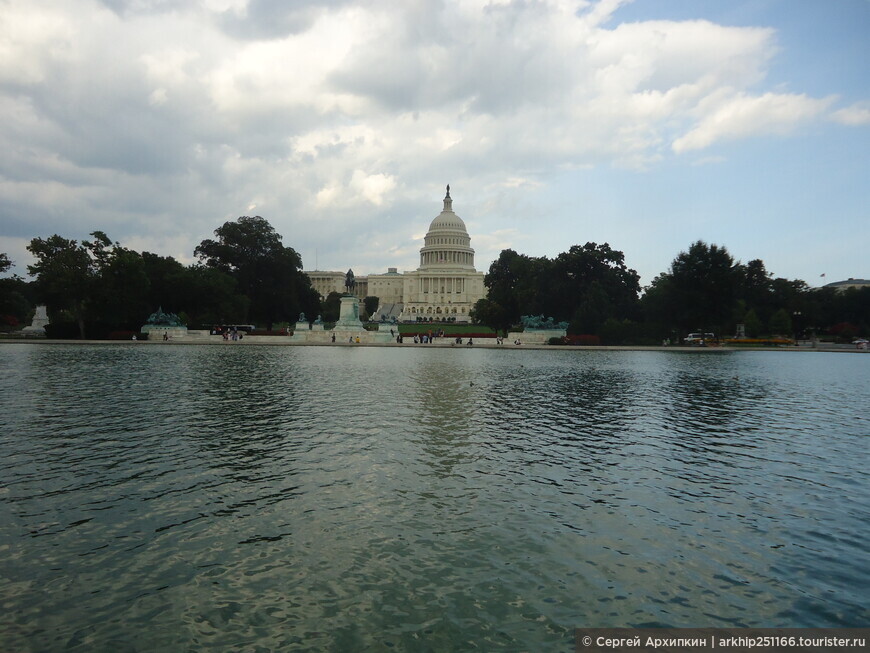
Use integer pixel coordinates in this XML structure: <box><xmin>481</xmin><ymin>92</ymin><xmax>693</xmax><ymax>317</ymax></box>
<box><xmin>21</xmin><ymin>305</ymin><xmax>49</xmax><ymax>336</ymax></box>
<box><xmin>143</xmin><ymin>325</ymin><xmax>188</xmax><ymax>340</ymax></box>
<box><xmin>290</xmin><ymin>321</ymin><xmax>311</xmax><ymax>342</ymax></box>
<box><xmin>370</xmin><ymin>323</ymin><xmax>396</xmax><ymax>343</ymax></box>
<box><xmin>508</xmin><ymin>329</ymin><xmax>566</xmax><ymax>344</ymax></box>
<box><xmin>333</xmin><ymin>296</ymin><xmax>364</xmax><ymax>331</ymax></box>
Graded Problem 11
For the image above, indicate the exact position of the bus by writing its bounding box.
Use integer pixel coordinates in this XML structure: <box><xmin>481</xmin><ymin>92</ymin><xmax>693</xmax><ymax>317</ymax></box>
<box><xmin>684</xmin><ymin>332</ymin><xmax>716</xmax><ymax>345</ymax></box>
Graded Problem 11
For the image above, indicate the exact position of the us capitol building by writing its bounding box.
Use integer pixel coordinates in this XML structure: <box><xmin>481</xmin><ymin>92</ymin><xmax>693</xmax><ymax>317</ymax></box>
<box><xmin>305</xmin><ymin>186</ymin><xmax>486</xmax><ymax>322</ymax></box>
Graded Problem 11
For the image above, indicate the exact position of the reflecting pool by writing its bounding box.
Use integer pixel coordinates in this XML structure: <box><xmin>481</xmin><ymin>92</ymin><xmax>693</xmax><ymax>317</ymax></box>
<box><xmin>1</xmin><ymin>344</ymin><xmax>868</xmax><ymax>651</ymax></box>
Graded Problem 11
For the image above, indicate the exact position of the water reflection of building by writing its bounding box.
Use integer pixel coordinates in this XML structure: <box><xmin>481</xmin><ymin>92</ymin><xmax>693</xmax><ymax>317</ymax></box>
<box><xmin>304</xmin><ymin>187</ymin><xmax>486</xmax><ymax>322</ymax></box>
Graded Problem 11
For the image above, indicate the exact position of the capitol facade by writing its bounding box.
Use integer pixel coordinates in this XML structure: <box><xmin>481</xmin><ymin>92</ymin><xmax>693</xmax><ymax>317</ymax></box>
<box><xmin>305</xmin><ymin>187</ymin><xmax>486</xmax><ymax>322</ymax></box>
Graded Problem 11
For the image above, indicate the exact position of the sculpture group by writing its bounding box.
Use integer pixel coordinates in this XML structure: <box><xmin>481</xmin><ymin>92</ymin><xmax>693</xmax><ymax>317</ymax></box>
<box><xmin>521</xmin><ymin>314</ymin><xmax>568</xmax><ymax>331</ymax></box>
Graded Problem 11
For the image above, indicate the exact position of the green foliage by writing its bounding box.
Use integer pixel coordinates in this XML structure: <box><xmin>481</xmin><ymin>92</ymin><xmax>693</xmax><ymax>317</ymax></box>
<box><xmin>91</xmin><ymin>246</ymin><xmax>151</xmax><ymax>330</ymax></box>
<box><xmin>597</xmin><ymin>318</ymin><xmax>662</xmax><ymax>345</ymax></box>
<box><xmin>321</xmin><ymin>291</ymin><xmax>342</xmax><ymax>323</ymax></box>
<box><xmin>829</xmin><ymin>321</ymin><xmax>859</xmax><ymax>342</ymax></box>
<box><xmin>44</xmin><ymin>320</ymin><xmax>81</xmax><ymax>339</ymax></box>
<box><xmin>743</xmin><ymin>309</ymin><xmax>763</xmax><ymax>338</ymax></box>
<box><xmin>27</xmin><ymin>235</ymin><xmax>97</xmax><ymax>338</ymax></box>
<box><xmin>363</xmin><ymin>296</ymin><xmax>379</xmax><ymax>319</ymax></box>
<box><xmin>547</xmin><ymin>243</ymin><xmax>640</xmax><ymax>327</ymax></box>
<box><xmin>195</xmin><ymin>216</ymin><xmax>313</xmax><ymax>329</ymax></box>
<box><xmin>171</xmin><ymin>265</ymin><xmax>249</xmax><ymax>326</ymax></box>
<box><xmin>643</xmin><ymin>241</ymin><xmax>739</xmax><ymax>336</ymax></box>
<box><xmin>478</xmin><ymin>243</ymin><xmax>640</xmax><ymax>335</ymax></box>
<box><xmin>0</xmin><ymin>256</ymin><xmax>33</xmax><ymax>329</ymax></box>
<box><xmin>568</xmin><ymin>282</ymin><xmax>610</xmax><ymax>334</ymax></box>
<box><xmin>768</xmin><ymin>308</ymin><xmax>793</xmax><ymax>337</ymax></box>
<box><xmin>482</xmin><ymin>249</ymin><xmax>543</xmax><ymax>327</ymax></box>
<box><xmin>470</xmin><ymin>297</ymin><xmax>512</xmax><ymax>335</ymax></box>
<box><xmin>141</xmin><ymin>252</ymin><xmax>186</xmax><ymax>312</ymax></box>
<box><xmin>16</xmin><ymin>226</ymin><xmax>868</xmax><ymax>344</ymax></box>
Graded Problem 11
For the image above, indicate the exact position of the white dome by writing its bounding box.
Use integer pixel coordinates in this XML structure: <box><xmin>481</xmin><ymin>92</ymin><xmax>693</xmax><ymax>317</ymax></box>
<box><xmin>418</xmin><ymin>186</ymin><xmax>476</xmax><ymax>271</ymax></box>
<box><xmin>428</xmin><ymin>205</ymin><xmax>468</xmax><ymax>234</ymax></box>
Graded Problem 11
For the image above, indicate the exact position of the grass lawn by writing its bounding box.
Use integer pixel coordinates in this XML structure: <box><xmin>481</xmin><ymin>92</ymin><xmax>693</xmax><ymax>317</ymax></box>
<box><xmin>396</xmin><ymin>323</ymin><xmax>498</xmax><ymax>336</ymax></box>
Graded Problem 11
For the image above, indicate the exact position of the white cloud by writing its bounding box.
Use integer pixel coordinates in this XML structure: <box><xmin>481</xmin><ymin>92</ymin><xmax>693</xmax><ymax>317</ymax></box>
<box><xmin>830</xmin><ymin>102</ymin><xmax>870</xmax><ymax>126</ymax></box>
<box><xmin>0</xmin><ymin>4</ymin><xmax>76</xmax><ymax>85</ymax></box>
<box><xmin>350</xmin><ymin>171</ymin><xmax>396</xmax><ymax>206</ymax></box>
<box><xmin>0</xmin><ymin>0</ymin><xmax>852</xmax><ymax>278</ymax></box>
<box><xmin>672</xmin><ymin>92</ymin><xmax>835</xmax><ymax>153</ymax></box>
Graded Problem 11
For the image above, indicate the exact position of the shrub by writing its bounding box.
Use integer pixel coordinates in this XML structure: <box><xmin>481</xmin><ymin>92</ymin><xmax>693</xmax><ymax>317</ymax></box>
<box><xmin>565</xmin><ymin>334</ymin><xmax>601</xmax><ymax>346</ymax></box>
<box><xmin>108</xmin><ymin>331</ymin><xmax>146</xmax><ymax>340</ymax></box>
<box><xmin>44</xmin><ymin>321</ymin><xmax>80</xmax><ymax>339</ymax></box>
<box><xmin>829</xmin><ymin>322</ymin><xmax>859</xmax><ymax>343</ymax></box>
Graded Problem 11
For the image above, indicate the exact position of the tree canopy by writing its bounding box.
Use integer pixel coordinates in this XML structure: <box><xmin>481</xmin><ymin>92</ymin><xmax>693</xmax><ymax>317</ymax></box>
<box><xmin>196</xmin><ymin>216</ymin><xmax>319</xmax><ymax>329</ymax></box>
<box><xmin>12</xmin><ymin>222</ymin><xmax>867</xmax><ymax>343</ymax></box>
<box><xmin>642</xmin><ymin>241</ymin><xmax>739</xmax><ymax>336</ymax></box>
<box><xmin>27</xmin><ymin>235</ymin><xmax>98</xmax><ymax>338</ymax></box>
<box><xmin>472</xmin><ymin>243</ymin><xmax>640</xmax><ymax>335</ymax></box>
<box><xmin>0</xmin><ymin>252</ymin><xmax>34</xmax><ymax>331</ymax></box>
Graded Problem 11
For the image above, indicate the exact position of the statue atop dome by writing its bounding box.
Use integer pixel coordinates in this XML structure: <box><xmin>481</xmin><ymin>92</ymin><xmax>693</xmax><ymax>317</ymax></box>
<box><xmin>442</xmin><ymin>183</ymin><xmax>453</xmax><ymax>212</ymax></box>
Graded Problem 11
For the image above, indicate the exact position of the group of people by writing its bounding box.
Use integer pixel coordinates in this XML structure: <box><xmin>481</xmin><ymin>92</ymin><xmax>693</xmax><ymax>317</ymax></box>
<box><xmin>323</xmin><ymin>330</ymin><xmax>521</xmax><ymax>346</ymax></box>
<box><xmin>222</xmin><ymin>328</ymin><xmax>243</xmax><ymax>341</ymax></box>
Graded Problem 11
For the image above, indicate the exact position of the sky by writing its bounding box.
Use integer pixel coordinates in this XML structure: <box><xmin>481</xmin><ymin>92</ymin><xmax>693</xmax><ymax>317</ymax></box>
<box><xmin>0</xmin><ymin>0</ymin><xmax>868</xmax><ymax>287</ymax></box>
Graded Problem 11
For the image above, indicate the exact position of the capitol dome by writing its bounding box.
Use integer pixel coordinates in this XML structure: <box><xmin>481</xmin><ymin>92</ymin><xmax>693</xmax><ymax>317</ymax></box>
<box><xmin>419</xmin><ymin>185</ymin><xmax>476</xmax><ymax>271</ymax></box>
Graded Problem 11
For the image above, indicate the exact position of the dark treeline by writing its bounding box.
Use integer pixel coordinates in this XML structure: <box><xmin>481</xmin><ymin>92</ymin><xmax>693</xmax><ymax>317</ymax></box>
<box><xmin>471</xmin><ymin>240</ymin><xmax>869</xmax><ymax>344</ymax></box>
<box><xmin>0</xmin><ymin>216</ymin><xmax>320</xmax><ymax>339</ymax></box>
<box><xmin>2</xmin><ymin>220</ymin><xmax>867</xmax><ymax>342</ymax></box>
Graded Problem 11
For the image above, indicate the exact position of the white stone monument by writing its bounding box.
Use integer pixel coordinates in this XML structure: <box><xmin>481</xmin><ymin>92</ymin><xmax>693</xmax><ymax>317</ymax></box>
<box><xmin>21</xmin><ymin>305</ymin><xmax>49</xmax><ymax>336</ymax></box>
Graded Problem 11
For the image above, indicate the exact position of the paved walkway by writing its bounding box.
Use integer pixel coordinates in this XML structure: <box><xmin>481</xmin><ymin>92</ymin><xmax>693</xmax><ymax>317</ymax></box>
<box><xmin>1</xmin><ymin>337</ymin><xmax>866</xmax><ymax>353</ymax></box>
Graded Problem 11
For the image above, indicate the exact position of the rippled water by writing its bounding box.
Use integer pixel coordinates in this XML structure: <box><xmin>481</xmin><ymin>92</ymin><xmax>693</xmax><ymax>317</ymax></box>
<box><xmin>1</xmin><ymin>344</ymin><xmax>868</xmax><ymax>651</ymax></box>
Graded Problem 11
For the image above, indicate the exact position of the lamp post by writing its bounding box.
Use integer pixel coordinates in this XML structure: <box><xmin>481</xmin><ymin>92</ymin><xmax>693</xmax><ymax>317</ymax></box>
<box><xmin>793</xmin><ymin>311</ymin><xmax>802</xmax><ymax>346</ymax></box>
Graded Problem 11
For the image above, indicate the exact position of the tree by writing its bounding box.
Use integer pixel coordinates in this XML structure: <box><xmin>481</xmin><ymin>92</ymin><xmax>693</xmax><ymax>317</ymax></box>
<box><xmin>645</xmin><ymin>241</ymin><xmax>740</xmax><ymax>336</ymax></box>
<box><xmin>27</xmin><ymin>235</ymin><xmax>96</xmax><ymax>338</ymax></box>
<box><xmin>321</xmin><ymin>291</ymin><xmax>342</xmax><ymax>323</ymax></box>
<box><xmin>481</xmin><ymin>249</ymin><xmax>545</xmax><ymax>328</ymax></box>
<box><xmin>297</xmin><ymin>277</ymin><xmax>322</xmax><ymax>325</ymax></box>
<box><xmin>363</xmin><ymin>296</ymin><xmax>379</xmax><ymax>320</ymax></box>
<box><xmin>195</xmin><ymin>216</ymin><xmax>312</xmax><ymax>329</ymax></box>
<box><xmin>738</xmin><ymin>259</ymin><xmax>772</xmax><ymax>314</ymax></box>
<box><xmin>80</xmin><ymin>233</ymin><xmax>152</xmax><ymax>332</ymax></box>
<box><xmin>170</xmin><ymin>265</ymin><xmax>249</xmax><ymax>326</ymax></box>
<box><xmin>743</xmin><ymin>309</ymin><xmax>763</xmax><ymax>338</ymax></box>
<box><xmin>141</xmin><ymin>252</ymin><xmax>187</xmax><ymax>313</ymax></box>
<box><xmin>470</xmin><ymin>297</ymin><xmax>512</xmax><ymax>335</ymax></box>
<box><xmin>0</xmin><ymin>254</ymin><xmax>33</xmax><ymax>331</ymax></box>
<box><xmin>547</xmin><ymin>243</ymin><xmax>640</xmax><ymax>330</ymax></box>
<box><xmin>569</xmin><ymin>281</ymin><xmax>611</xmax><ymax>334</ymax></box>
<box><xmin>769</xmin><ymin>308</ymin><xmax>793</xmax><ymax>337</ymax></box>
<box><xmin>478</xmin><ymin>244</ymin><xmax>640</xmax><ymax>335</ymax></box>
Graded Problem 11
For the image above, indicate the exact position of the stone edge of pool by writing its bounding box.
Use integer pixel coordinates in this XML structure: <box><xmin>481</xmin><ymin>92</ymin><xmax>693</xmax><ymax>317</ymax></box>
<box><xmin>1</xmin><ymin>338</ymin><xmax>867</xmax><ymax>353</ymax></box>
